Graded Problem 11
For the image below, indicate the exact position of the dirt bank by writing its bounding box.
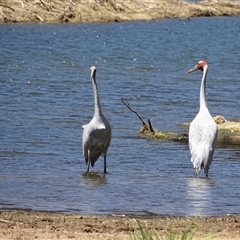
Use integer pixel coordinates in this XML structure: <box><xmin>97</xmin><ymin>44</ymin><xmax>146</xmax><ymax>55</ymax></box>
<box><xmin>0</xmin><ymin>210</ymin><xmax>240</xmax><ymax>240</ymax></box>
<box><xmin>0</xmin><ymin>0</ymin><xmax>240</xmax><ymax>24</ymax></box>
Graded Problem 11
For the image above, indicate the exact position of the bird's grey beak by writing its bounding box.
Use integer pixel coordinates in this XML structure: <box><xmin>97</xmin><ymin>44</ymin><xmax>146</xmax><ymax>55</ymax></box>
<box><xmin>186</xmin><ymin>65</ymin><xmax>198</xmax><ymax>74</ymax></box>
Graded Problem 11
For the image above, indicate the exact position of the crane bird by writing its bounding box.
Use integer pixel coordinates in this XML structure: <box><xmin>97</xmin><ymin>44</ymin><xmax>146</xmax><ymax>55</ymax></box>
<box><xmin>82</xmin><ymin>66</ymin><xmax>111</xmax><ymax>174</ymax></box>
<box><xmin>186</xmin><ymin>60</ymin><xmax>218</xmax><ymax>178</ymax></box>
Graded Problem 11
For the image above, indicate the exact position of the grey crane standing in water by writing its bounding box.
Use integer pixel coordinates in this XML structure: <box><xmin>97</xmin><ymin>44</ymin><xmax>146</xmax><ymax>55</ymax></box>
<box><xmin>82</xmin><ymin>66</ymin><xmax>111</xmax><ymax>174</ymax></box>
<box><xmin>186</xmin><ymin>60</ymin><xmax>218</xmax><ymax>177</ymax></box>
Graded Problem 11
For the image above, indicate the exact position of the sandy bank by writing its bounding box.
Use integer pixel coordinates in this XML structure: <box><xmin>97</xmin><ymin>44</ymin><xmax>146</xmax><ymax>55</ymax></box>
<box><xmin>0</xmin><ymin>210</ymin><xmax>240</xmax><ymax>239</ymax></box>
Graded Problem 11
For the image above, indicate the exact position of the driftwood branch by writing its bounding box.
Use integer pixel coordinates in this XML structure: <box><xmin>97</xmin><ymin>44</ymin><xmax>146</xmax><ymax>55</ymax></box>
<box><xmin>0</xmin><ymin>4</ymin><xmax>15</xmax><ymax>11</ymax></box>
<box><xmin>0</xmin><ymin>218</ymin><xmax>12</xmax><ymax>223</ymax></box>
<box><xmin>39</xmin><ymin>0</ymin><xmax>52</xmax><ymax>11</ymax></box>
<box><xmin>121</xmin><ymin>98</ymin><xmax>147</xmax><ymax>126</ymax></box>
<box><xmin>148</xmin><ymin>119</ymin><xmax>154</xmax><ymax>133</ymax></box>
<box><xmin>121</xmin><ymin>98</ymin><xmax>155</xmax><ymax>133</ymax></box>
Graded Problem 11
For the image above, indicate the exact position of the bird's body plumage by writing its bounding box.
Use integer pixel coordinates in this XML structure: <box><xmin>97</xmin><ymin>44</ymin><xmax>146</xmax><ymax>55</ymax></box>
<box><xmin>189</xmin><ymin>106</ymin><xmax>217</xmax><ymax>176</ymax></box>
<box><xmin>82</xmin><ymin>66</ymin><xmax>111</xmax><ymax>173</ymax></box>
<box><xmin>187</xmin><ymin>61</ymin><xmax>218</xmax><ymax>177</ymax></box>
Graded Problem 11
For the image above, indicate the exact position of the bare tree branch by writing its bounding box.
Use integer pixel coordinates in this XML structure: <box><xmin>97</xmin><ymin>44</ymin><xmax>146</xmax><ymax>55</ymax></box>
<box><xmin>148</xmin><ymin>119</ymin><xmax>154</xmax><ymax>133</ymax></box>
<box><xmin>121</xmin><ymin>98</ymin><xmax>147</xmax><ymax>126</ymax></box>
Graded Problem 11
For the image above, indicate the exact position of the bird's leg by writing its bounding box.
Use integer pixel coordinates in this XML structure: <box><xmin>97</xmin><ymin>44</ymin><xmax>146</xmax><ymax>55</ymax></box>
<box><xmin>204</xmin><ymin>167</ymin><xmax>209</xmax><ymax>178</ymax></box>
<box><xmin>86</xmin><ymin>150</ymin><xmax>91</xmax><ymax>173</ymax></box>
<box><xmin>87</xmin><ymin>160</ymin><xmax>90</xmax><ymax>173</ymax></box>
<box><xmin>104</xmin><ymin>155</ymin><xmax>107</xmax><ymax>174</ymax></box>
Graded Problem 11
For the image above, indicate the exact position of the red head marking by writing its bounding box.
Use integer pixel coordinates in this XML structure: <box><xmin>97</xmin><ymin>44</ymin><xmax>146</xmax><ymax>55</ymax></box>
<box><xmin>197</xmin><ymin>60</ymin><xmax>208</xmax><ymax>71</ymax></box>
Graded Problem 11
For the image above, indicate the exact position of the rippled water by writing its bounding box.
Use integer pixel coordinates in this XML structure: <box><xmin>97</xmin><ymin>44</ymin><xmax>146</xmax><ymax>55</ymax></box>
<box><xmin>0</xmin><ymin>17</ymin><xmax>240</xmax><ymax>216</ymax></box>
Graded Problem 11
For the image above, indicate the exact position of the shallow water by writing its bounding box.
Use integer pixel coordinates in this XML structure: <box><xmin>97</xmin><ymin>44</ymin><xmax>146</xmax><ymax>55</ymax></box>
<box><xmin>0</xmin><ymin>17</ymin><xmax>240</xmax><ymax>216</ymax></box>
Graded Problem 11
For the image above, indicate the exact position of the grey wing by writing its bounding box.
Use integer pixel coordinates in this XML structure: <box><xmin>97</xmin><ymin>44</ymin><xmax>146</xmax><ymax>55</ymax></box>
<box><xmin>82</xmin><ymin>124</ymin><xmax>111</xmax><ymax>161</ymax></box>
<box><xmin>82</xmin><ymin>124</ymin><xmax>91</xmax><ymax>161</ymax></box>
<box><xmin>207</xmin><ymin>123</ymin><xmax>218</xmax><ymax>166</ymax></box>
<box><xmin>189</xmin><ymin>123</ymin><xmax>202</xmax><ymax>166</ymax></box>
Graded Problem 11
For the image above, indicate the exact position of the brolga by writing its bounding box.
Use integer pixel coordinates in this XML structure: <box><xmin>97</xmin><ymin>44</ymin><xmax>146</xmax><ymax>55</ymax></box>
<box><xmin>82</xmin><ymin>66</ymin><xmax>111</xmax><ymax>174</ymax></box>
<box><xmin>186</xmin><ymin>60</ymin><xmax>218</xmax><ymax>178</ymax></box>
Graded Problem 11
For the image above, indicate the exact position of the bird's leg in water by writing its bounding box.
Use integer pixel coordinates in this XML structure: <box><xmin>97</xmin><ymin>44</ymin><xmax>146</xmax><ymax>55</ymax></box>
<box><xmin>104</xmin><ymin>155</ymin><xmax>107</xmax><ymax>174</ymax></box>
<box><xmin>87</xmin><ymin>160</ymin><xmax>90</xmax><ymax>173</ymax></box>
<box><xmin>86</xmin><ymin>150</ymin><xmax>91</xmax><ymax>173</ymax></box>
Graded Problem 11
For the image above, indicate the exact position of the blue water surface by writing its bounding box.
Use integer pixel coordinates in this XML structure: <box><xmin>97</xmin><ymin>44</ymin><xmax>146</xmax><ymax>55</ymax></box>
<box><xmin>0</xmin><ymin>16</ymin><xmax>240</xmax><ymax>216</ymax></box>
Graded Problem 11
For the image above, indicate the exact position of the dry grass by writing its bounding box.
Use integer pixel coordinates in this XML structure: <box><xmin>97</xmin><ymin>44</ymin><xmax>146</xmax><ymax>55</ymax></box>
<box><xmin>140</xmin><ymin>115</ymin><xmax>240</xmax><ymax>146</ymax></box>
<box><xmin>0</xmin><ymin>0</ymin><xmax>240</xmax><ymax>23</ymax></box>
<box><xmin>180</xmin><ymin>115</ymin><xmax>240</xmax><ymax>134</ymax></box>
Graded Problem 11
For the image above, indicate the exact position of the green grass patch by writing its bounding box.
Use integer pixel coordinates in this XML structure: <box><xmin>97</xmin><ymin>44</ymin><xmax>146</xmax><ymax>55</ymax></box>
<box><xmin>130</xmin><ymin>218</ymin><xmax>218</xmax><ymax>240</ymax></box>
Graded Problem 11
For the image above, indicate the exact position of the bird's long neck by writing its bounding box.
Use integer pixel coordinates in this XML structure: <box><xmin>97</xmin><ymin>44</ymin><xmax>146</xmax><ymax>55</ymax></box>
<box><xmin>91</xmin><ymin>76</ymin><xmax>102</xmax><ymax>118</ymax></box>
<box><xmin>199</xmin><ymin>65</ymin><xmax>208</xmax><ymax>110</ymax></box>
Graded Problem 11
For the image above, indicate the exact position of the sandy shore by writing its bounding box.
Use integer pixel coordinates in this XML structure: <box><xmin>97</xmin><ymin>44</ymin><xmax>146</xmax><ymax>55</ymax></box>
<box><xmin>0</xmin><ymin>210</ymin><xmax>240</xmax><ymax>240</ymax></box>
<box><xmin>1</xmin><ymin>0</ymin><xmax>240</xmax><ymax>23</ymax></box>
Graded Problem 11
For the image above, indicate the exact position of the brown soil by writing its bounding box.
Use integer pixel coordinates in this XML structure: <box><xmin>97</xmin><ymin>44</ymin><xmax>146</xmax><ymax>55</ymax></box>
<box><xmin>0</xmin><ymin>0</ymin><xmax>240</xmax><ymax>23</ymax></box>
<box><xmin>0</xmin><ymin>210</ymin><xmax>240</xmax><ymax>240</ymax></box>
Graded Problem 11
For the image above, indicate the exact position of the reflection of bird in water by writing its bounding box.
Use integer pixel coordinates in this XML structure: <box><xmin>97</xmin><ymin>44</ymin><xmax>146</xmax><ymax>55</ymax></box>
<box><xmin>82</xmin><ymin>66</ymin><xmax>111</xmax><ymax>174</ymax></box>
<box><xmin>186</xmin><ymin>60</ymin><xmax>218</xmax><ymax>177</ymax></box>
<box><xmin>186</xmin><ymin>177</ymin><xmax>214</xmax><ymax>216</ymax></box>
<box><xmin>82</xmin><ymin>172</ymin><xmax>107</xmax><ymax>186</ymax></box>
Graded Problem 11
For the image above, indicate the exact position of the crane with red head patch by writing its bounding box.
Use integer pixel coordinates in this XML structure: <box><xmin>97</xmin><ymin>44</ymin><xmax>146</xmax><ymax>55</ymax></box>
<box><xmin>186</xmin><ymin>60</ymin><xmax>208</xmax><ymax>73</ymax></box>
<box><xmin>186</xmin><ymin>60</ymin><xmax>218</xmax><ymax>177</ymax></box>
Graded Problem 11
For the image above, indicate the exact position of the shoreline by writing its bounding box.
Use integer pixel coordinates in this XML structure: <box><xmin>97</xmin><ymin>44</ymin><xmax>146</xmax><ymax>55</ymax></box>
<box><xmin>0</xmin><ymin>210</ymin><xmax>240</xmax><ymax>239</ymax></box>
<box><xmin>1</xmin><ymin>0</ymin><xmax>240</xmax><ymax>24</ymax></box>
